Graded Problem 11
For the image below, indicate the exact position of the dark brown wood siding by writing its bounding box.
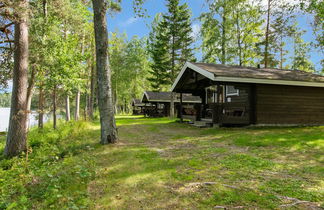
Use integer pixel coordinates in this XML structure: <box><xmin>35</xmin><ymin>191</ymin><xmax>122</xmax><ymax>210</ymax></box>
<box><xmin>225</xmin><ymin>84</ymin><xmax>250</xmax><ymax>105</ymax></box>
<box><xmin>221</xmin><ymin>84</ymin><xmax>251</xmax><ymax>125</ymax></box>
<box><xmin>256</xmin><ymin>84</ymin><xmax>324</xmax><ymax>125</ymax></box>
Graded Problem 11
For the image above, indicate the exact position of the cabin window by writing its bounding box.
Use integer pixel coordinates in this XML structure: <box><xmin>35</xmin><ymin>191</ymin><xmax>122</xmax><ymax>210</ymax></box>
<box><xmin>226</xmin><ymin>85</ymin><xmax>239</xmax><ymax>96</ymax></box>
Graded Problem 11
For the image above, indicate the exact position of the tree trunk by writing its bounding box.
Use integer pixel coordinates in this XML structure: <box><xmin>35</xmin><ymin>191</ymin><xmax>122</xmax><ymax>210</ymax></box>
<box><xmin>66</xmin><ymin>95</ymin><xmax>70</xmax><ymax>121</ymax></box>
<box><xmin>4</xmin><ymin>0</ymin><xmax>29</xmax><ymax>157</ymax></box>
<box><xmin>235</xmin><ymin>11</ymin><xmax>242</xmax><ymax>66</ymax></box>
<box><xmin>280</xmin><ymin>44</ymin><xmax>283</xmax><ymax>69</ymax></box>
<box><xmin>38</xmin><ymin>86</ymin><xmax>44</xmax><ymax>128</ymax></box>
<box><xmin>170</xmin><ymin>92</ymin><xmax>175</xmax><ymax>118</ymax></box>
<box><xmin>53</xmin><ymin>86</ymin><xmax>57</xmax><ymax>129</ymax></box>
<box><xmin>264</xmin><ymin>0</ymin><xmax>271</xmax><ymax>68</ymax></box>
<box><xmin>92</xmin><ymin>0</ymin><xmax>118</xmax><ymax>144</ymax></box>
<box><xmin>38</xmin><ymin>0</ymin><xmax>47</xmax><ymax>129</ymax></box>
<box><xmin>84</xmin><ymin>94</ymin><xmax>88</xmax><ymax>120</ymax></box>
<box><xmin>25</xmin><ymin>67</ymin><xmax>36</xmax><ymax>131</ymax></box>
<box><xmin>170</xmin><ymin>32</ymin><xmax>175</xmax><ymax>118</ymax></box>
<box><xmin>75</xmin><ymin>90</ymin><xmax>80</xmax><ymax>120</ymax></box>
<box><xmin>88</xmin><ymin>62</ymin><xmax>95</xmax><ymax>119</ymax></box>
<box><xmin>221</xmin><ymin>12</ymin><xmax>226</xmax><ymax>65</ymax></box>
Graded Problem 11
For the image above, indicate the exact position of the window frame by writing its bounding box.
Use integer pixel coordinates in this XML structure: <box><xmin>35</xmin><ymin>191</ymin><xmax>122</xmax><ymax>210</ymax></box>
<box><xmin>225</xmin><ymin>85</ymin><xmax>239</xmax><ymax>97</ymax></box>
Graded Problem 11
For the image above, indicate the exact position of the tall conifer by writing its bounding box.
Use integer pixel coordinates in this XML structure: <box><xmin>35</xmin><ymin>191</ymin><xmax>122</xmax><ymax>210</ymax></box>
<box><xmin>148</xmin><ymin>0</ymin><xmax>195</xmax><ymax>116</ymax></box>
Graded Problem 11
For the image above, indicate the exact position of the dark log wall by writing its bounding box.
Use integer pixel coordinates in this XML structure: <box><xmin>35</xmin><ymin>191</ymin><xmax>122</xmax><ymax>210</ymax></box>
<box><xmin>256</xmin><ymin>84</ymin><xmax>324</xmax><ymax>125</ymax></box>
<box><xmin>226</xmin><ymin>84</ymin><xmax>250</xmax><ymax>105</ymax></box>
<box><xmin>222</xmin><ymin>84</ymin><xmax>251</xmax><ymax>125</ymax></box>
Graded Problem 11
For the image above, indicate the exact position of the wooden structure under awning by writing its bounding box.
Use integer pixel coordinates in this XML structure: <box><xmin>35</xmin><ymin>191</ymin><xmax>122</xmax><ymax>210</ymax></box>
<box><xmin>131</xmin><ymin>99</ymin><xmax>149</xmax><ymax>115</ymax></box>
<box><xmin>141</xmin><ymin>91</ymin><xmax>201</xmax><ymax>118</ymax></box>
<box><xmin>172</xmin><ymin>62</ymin><xmax>324</xmax><ymax>126</ymax></box>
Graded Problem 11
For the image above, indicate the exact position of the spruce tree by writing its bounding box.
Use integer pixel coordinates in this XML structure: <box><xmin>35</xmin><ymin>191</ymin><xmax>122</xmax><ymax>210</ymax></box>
<box><xmin>165</xmin><ymin>0</ymin><xmax>195</xmax><ymax>117</ymax></box>
<box><xmin>147</xmin><ymin>14</ymin><xmax>170</xmax><ymax>91</ymax></box>
<box><xmin>148</xmin><ymin>0</ymin><xmax>195</xmax><ymax>116</ymax></box>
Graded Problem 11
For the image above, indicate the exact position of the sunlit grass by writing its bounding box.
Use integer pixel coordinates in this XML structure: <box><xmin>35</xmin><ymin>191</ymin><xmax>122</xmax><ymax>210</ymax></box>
<box><xmin>1</xmin><ymin>116</ymin><xmax>323</xmax><ymax>209</ymax></box>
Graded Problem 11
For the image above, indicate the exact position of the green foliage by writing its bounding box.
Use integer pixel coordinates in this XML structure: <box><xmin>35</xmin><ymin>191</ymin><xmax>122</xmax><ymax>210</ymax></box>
<box><xmin>300</xmin><ymin>0</ymin><xmax>324</xmax><ymax>49</ymax></box>
<box><xmin>200</xmin><ymin>0</ymin><xmax>263</xmax><ymax>65</ymax></box>
<box><xmin>148</xmin><ymin>0</ymin><xmax>195</xmax><ymax>90</ymax></box>
<box><xmin>0</xmin><ymin>121</ymin><xmax>97</xmax><ymax>209</ymax></box>
<box><xmin>0</xmin><ymin>92</ymin><xmax>11</xmax><ymax>107</ymax></box>
<box><xmin>147</xmin><ymin>14</ymin><xmax>170</xmax><ymax>91</ymax></box>
<box><xmin>163</xmin><ymin>0</ymin><xmax>196</xmax><ymax>81</ymax></box>
<box><xmin>109</xmin><ymin>31</ymin><xmax>151</xmax><ymax>113</ymax></box>
<box><xmin>1</xmin><ymin>117</ymin><xmax>324</xmax><ymax>208</ymax></box>
<box><xmin>290</xmin><ymin>22</ymin><xmax>315</xmax><ymax>72</ymax></box>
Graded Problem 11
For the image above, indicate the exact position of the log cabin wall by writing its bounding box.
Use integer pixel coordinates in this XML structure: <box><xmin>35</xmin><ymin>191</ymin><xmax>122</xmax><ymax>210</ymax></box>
<box><xmin>221</xmin><ymin>84</ymin><xmax>252</xmax><ymax>125</ymax></box>
<box><xmin>256</xmin><ymin>84</ymin><xmax>324</xmax><ymax>125</ymax></box>
<box><xmin>225</xmin><ymin>84</ymin><xmax>250</xmax><ymax>104</ymax></box>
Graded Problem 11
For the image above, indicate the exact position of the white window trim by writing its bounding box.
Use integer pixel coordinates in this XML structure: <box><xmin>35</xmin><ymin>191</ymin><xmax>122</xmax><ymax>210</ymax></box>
<box><xmin>225</xmin><ymin>85</ymin><xmax>239</xmax><ymax>97</ymax></box>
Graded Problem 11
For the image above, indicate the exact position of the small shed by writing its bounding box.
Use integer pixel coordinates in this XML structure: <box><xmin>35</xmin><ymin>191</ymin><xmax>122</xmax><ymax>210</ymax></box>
<box><xmin>141</xmin><ymin>91</ymin><xmax>201</xmax><ymax>118</ymax></box>
<box><xmin>171</xmin><ymin>62</ymin><xmax>324</xmax><ymax>126</ymax></box>
<box><xmin>131</xmin><ymin>99</ymin><xmax>148</xmax><ymax>115</ymax></box>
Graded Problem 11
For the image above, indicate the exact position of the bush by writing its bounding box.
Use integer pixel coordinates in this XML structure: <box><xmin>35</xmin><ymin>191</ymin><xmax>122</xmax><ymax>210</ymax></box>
<box><xmin>0</xmin><ymin>121</ymin><xmax>97</xmax><ymax>209</ymax></box>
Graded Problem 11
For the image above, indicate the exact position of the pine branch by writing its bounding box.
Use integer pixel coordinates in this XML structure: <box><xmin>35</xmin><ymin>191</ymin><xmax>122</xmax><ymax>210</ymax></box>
<box><xmin>0</xmin><ymin>39</ymin><xmax>14</xmax><ymax>44</ymax></box>
<box><xmin>0</xmin><ymin>22</ymin><xmax>13</xmax><ymax>32</ymax></box>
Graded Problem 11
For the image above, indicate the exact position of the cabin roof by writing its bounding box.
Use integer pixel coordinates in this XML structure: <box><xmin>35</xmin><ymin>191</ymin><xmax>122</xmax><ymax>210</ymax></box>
<box><xmin>132</xmin><ymin>99</ymin><xmax>145</xmax><ymax>106</ymax></box>
<box><xmin>141</xmin><ymin>91</ymin><xmax>201</xmax><ymax>103</ymax></box>
<box><xmin>171</xmin><ymin>62</ymin><xmax>324</xmax><ymax>91</ymax></box>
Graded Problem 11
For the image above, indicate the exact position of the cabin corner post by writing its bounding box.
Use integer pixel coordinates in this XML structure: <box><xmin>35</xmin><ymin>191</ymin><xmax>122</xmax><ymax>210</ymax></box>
<box><xmin>213</xmin><ymin>83</ymin><xmax>222</xmax><ymax>125</ymax></box>
<box><xmin>201</xmin><ymin>89</ymin><xmax>206</xmax><ymax>119</ymax></box>
<box><xmin>180</xmin><ymin>92</ymin><xmax>183</xmax><ymax>122</ymax></box>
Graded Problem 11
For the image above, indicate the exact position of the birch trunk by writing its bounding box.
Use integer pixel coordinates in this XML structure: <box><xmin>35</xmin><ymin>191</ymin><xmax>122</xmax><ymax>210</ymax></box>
<box><xmin>92</xmin><ymin>0</ymin><xmax>118</xmax><ymax>144</ymax></box>
<box><xmin>38</xmin><ymin>86</ymin><xmax>44</xmax><ymax>128</ymax></box>
<box><xmin>53</xmin><ymin>86</ymin><xmax>57</xmax><ymax>129</ymax></box>
<box><xmin>264</xmin><ymin>0</ymin><xmax>271</xmax><ymax>68</ymax></box>
<box><xmin>4</xmin><ymin>0</ymin><xmax>29</xmax><ymax>157</ymax></box>
<box><xmin>38</xmin><ymin>0</ymin><xmax>47</xmax><ymax>129</ymax></box>
<box><xmin>88</xmin><ymin>63</ymin><xmax>95</xmax><ymax>119</ymax></box>
<box><xmin>170</xmin><ymin>92</ymin><xmax>175</xmax><ymax>118</ymax></box>
<box><xmin>66</xmin><ymin>95</ymin><xmax>70</xmax><ymax>121</ymax></box>
<box><xmin>25</xmin><ymin>67</ymin><xmax>35</xmax><ymax>131</ymax></box>
<box><xmin>75</xmin><ymin>90</ymin><xmax>80</xmax><ymax>120</ymax></box>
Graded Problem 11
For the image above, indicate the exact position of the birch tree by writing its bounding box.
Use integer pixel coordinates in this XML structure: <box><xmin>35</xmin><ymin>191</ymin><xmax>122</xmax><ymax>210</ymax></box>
<box><xmin>92</xmin><ymin>0</ymin><xmax>118</xmax><ymax>144</ymax></box>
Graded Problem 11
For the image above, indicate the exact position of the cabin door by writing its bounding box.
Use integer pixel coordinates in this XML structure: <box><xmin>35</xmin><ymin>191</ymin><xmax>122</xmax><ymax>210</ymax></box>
<box><xmin>204</xmin><ymin>85</ymin><xmax>224</xmax><ymax>122</ymax></box>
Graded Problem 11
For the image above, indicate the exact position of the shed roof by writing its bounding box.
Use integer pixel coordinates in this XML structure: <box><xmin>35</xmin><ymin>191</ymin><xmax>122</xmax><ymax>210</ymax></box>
<box><xmin>141</xmin><ymin>91</ymin><xmax>201</xmax><ymax>103</ymax></box>
<box><xmin>132</xmin><ymin>99</ymin><xmax>145</xmax><ymax>107</ymax></box>
<box><xmin>171</xmin><ymin>62</ymin><xmax>324</xmax><ymax>91</ymax></box>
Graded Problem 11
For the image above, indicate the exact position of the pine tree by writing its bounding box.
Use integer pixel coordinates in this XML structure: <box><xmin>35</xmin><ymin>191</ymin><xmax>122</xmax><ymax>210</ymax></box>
<box><xmin>4</xmin><ymin>0</ymin><xmax>29</xmax><ymax>157</ymax></box>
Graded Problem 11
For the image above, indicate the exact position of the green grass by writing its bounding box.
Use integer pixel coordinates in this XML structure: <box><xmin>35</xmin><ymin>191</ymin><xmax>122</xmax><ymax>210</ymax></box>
<box><xmin>0</xmin><ymin>117</ymin><xmax>323</xmax><ymax>209</ymax></box>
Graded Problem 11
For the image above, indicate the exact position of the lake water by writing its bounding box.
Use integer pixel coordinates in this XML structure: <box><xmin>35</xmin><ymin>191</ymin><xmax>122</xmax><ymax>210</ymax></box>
<box><xmin>0</xmin><ymin>108</ymin><xmax>51</xmax><ymax>132</ymax></box>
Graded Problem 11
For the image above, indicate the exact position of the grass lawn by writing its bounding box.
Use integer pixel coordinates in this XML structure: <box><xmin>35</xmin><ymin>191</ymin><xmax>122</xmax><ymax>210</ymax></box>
<box><xmin>1</xmin><ymin>116</ymin><xmax>323</xmax><ymax>209</ymax></box>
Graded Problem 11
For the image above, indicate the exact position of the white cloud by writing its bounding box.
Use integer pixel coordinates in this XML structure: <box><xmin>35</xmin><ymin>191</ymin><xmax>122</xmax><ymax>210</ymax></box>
<box><xmin>191</xmin><ymin>23</ymin><xmax>201</xmax><ymax>39</ymax></box>
<box><xmin>120</xmin><ymin>17</ymin><xmax>138</xmax><ymax>27</ymax></box>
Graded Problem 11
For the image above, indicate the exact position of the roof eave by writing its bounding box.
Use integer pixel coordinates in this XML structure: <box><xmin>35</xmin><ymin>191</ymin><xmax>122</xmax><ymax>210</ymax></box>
<box><xmin>215</xmin><ymin>76</ymin><xmax>324</xmax><ymax>87</ymax></box>
<box><xmin>171</xmin><ymin>62</ymin><xmax>215</xmax><ymax>92</ymax></box>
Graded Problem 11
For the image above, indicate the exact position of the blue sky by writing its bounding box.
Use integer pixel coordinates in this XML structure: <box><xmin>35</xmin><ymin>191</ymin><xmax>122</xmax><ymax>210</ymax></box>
<box><xmin>108</xmin><ymin>0</ymin><xmax>322</xmax><ymax>71</ymax></box>
<box><xmin>0</xmin><ymin>0</ymin><xmax>322</xmax><ymax>93</ymax></box>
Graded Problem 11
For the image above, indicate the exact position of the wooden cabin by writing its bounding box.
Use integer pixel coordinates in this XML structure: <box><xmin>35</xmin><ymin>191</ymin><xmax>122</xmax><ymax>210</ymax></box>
<box><xmin>171</xmin><ymin>62</ymin><xmax>324</xmax><ymax>126</ymax></box>
<box><xmin>141</xmin><ymin>91</ymin><xmax>201</xmax><ymax>118</ymax></box>
<box><xmin>131</xmin><ymin>99</ymin><xmax>147</xmax><ymax>115</ymax></box>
